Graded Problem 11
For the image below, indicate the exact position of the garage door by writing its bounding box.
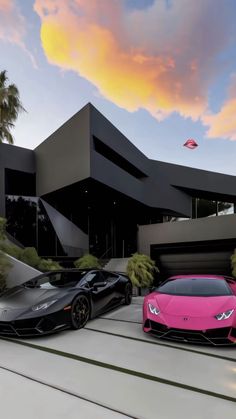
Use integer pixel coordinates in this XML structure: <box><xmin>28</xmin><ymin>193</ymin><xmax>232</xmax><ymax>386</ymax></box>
<box><xmin>151</xmin><ymin>240</ymin><xmax>235</xmax><ymax>277</ymax></box>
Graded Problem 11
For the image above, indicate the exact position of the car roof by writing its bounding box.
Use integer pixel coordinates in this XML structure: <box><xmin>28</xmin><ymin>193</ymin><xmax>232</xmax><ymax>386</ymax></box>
<box><xmin>39</xmin><ymin>268</ymin><xmax>120</xmax><ymax>275</ymax></box>
<box><xmin>168</xmin><ymin>274</ymin><xmax>226</xmax><ymax>281</ymax></box>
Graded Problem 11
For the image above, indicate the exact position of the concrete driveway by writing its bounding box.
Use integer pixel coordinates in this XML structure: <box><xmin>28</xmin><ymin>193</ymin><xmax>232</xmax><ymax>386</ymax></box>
<box><xmin>0</xmin><ymin>297</ymin><xmax>236</xmax><ymax>418</ymax></box>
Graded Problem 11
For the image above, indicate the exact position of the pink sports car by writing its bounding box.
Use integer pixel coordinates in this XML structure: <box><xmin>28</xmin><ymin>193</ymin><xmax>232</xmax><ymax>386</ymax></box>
<box><xmin>143</xmin><ymin>275</ymin><xmax>236</xmax><ymax>345</ymax></box>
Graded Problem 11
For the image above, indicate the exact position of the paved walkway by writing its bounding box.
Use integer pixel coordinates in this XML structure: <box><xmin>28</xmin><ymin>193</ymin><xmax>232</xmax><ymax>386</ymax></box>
<box><xmin>0</xmin><ymin>297</ymin><xmax>236</xmax><ymax>418</ymax></box>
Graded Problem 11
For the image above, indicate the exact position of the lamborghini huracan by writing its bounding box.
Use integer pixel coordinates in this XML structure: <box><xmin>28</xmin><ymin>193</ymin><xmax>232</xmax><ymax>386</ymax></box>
<box><xmin>0</xmin><ymin>269</ymin><xmax>132</xmax><ymax>337</ymax></box>
<box><xmin>143</xmin><ymin>275</ymin><xmax>236</xmax><ymax>345</ymax></box>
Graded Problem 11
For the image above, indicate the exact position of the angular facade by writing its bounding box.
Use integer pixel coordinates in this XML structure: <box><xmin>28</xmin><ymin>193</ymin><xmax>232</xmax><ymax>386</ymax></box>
<box><xmin>1</xmin><ymin>103</ymin><xmax>236</xmax><ymax>273</ymax></box>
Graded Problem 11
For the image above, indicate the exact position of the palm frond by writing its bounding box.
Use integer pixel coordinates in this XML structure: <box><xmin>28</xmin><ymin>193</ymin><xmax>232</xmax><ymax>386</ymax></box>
<box><xmin>0</xmin><ymin>70</ymin><xmax>25</xmax><ymax>144</ymax></box>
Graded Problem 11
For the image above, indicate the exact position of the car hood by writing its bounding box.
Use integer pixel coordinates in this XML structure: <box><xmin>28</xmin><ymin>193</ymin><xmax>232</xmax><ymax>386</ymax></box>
<box><xmin>148</xmin><ymin>292</ymin><xmax>236</xmax><ymax>317</ymax></box>
<box><xmin>0</xmin><ymin>286</ymin><xmax>69</xmax><ymax>310</ymax></box>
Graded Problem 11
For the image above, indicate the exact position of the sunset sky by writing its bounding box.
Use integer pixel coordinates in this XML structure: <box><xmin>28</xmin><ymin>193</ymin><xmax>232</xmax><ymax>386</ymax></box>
<box><xmin>1</xmin><ymin>0</ymin><xmax>236</xmax><ymax>174</ymax></box>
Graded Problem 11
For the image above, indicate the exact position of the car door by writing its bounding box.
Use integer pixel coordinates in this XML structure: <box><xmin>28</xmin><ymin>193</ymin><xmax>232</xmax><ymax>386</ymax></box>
<box><xmin>82</xmin><ymin>271</ymin><xmax>111</xmax><ymax>317</ymax></box>
<box><xmin>98</xmin><ymin>271</ymin><xmax>121</xmax><ymax>313</ymax></box>
<box><xmin>90</xmin><ymin>271</ymin><xmax>120</xmax><ymax>316</ymax></box>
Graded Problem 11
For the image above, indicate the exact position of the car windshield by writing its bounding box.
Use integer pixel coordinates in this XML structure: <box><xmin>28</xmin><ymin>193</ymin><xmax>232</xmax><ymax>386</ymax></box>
<box><xmin>156</xmin><ymin>278</ymin><xmax>232</xmax><ymax>297</ymax></box>
<box><xmin>24</xmin><ymin>271</ymin><xmax>88</xmax><ymax>289</ymax></box>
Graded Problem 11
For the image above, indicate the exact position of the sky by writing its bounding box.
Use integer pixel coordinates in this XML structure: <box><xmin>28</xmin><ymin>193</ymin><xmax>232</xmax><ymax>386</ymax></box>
<box><xmin>1</xmin><ymin>0</ymin><xmax>236</xmax><ymax>175</ymax></box>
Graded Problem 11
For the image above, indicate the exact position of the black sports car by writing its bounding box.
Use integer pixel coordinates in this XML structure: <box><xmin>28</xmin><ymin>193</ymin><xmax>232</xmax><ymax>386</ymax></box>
<box><xmin>0</xmin><ymin>269</ymin><xmax>132</xmax><ymax>337</ymax></box>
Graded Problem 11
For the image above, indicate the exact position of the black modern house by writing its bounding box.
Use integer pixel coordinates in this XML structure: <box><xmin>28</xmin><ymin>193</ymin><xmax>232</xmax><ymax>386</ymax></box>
<box><xmin>1</xmin><ymin>103</ymin><xmax>236</xmax><ymax>274</ymax></box>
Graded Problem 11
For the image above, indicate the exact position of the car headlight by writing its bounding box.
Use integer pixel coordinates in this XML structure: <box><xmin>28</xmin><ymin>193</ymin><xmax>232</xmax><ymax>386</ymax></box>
<box><xmin>148</xmin><ymin>303</ymin><xmax>160</xmax><ymax>315</ymax></box>
<box><xmin>32</xmin><ymin>300</ymin><xmax>57</xmax><ymax>311</ymax></box>
<box><xmin>215</xmin><ymin>309</ymin><xmax>234</xmax><ymax>320</ymax></box>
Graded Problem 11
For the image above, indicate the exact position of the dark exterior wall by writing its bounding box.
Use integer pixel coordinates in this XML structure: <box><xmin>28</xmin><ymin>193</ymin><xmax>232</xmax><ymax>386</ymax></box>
<box><xmin>151</xmin><ymin>160</ymin><xmax>236</xmax><ymax>202</ymax></box>
<box><xmin>90</xmin><ymin>105</ymin><xmax>149</xmax><ymax>175</ymax></box>
<box><xmin>138</xmin><ymin>214</ymin><xmax>236</xmax><ymax>255</ymax></box>
<box><xmin>90</xmin><ymin>105</ymin><xmax>152</xmax><ymax>206</ymax></box>
<box><xmin>89</xmin><ymin>105</ymin><xmax>192</xmax><ymax>215</ymax></box>
<box><xmin>142</xmin><ymin>176</ymin><xmax>191</xmax><ymax>216</ymax></box>
<box><xmin>1</xmin><ymin>103</ymin><xmax>236</xmax><ymax>220</ymax></box>
<box><xmin>0</xmin><ymin>143</ymin><xmax>35</xmax><ymax>216</ymax></box>
<box><xmin>35</xmin><ymin>104</ymin><xmax>91</xmax><ymax>197</ymax></box>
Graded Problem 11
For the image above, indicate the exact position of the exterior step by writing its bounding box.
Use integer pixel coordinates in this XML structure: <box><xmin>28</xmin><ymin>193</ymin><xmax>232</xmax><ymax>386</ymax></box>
<box><xmin>103</xmin><ymin>257</ymin><xmax>130</xmax><ymax>273</ymax></box>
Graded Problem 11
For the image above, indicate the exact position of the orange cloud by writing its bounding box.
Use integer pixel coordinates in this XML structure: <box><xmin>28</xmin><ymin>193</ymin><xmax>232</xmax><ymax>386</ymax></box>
<box><xmin>0</xmin><ymin>0</ymin><xmax>25</xmax><ymax>47</ymax></box>
<box><xmin>202</xmin><ymin>76</ymin><xmax>236</xmax><ymax>141</ymax></box>
<box><xmin>34</xmin><ymin>0</ymin><xmax>234</xmax><ymax>121</ymax></box>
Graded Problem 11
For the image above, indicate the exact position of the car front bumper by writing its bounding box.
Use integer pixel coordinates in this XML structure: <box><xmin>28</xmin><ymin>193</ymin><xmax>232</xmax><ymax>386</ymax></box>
<box><xmin>0</xmin><ymin>311</ymin><xmax>70</xmax><ymax>337</ymax></box>
<box><xmin>143</xmin><ymin>319</ymin><xmax>236</xmax><ymax>345</ymax></box>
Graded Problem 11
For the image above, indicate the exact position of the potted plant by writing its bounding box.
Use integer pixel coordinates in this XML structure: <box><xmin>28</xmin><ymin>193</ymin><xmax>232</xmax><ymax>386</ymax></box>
<box><xmin>126</xmin><ymin>253</ymin><xmax>159</xmax><ymax>296</ymax></box>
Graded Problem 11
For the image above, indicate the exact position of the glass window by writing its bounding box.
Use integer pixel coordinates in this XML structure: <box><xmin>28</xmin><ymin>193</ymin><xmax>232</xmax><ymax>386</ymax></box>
<box><xmin>6</xmin><ymin>195</ymin><xmax>38</xmax><ymax>247</ymax></box>
<box><xmin>5</xmin><ymin>169</ymin><xmax>36</xmax><ymax>196</ymax></box>
<box><xmin>196</xmin><ymin>198</ymin><xmax>217</xmax><ymax>218</ymax></box>
<box><xmin>157</xmin><ymin>278</ymin><xmax>232</xmax><ymax>296</ymax></box>
<box><xmin>217</xmin><ymin>202</ymin><xmax>234</xmax><ymax>216</ymax></box>
<box><xmin>101</xmin><ymin>271</ymin><xmax>119</xmax><ymax>283</ymax></box>
<box><xmin>192</xmin><ymin>198</ymin><xmax>235</xmax><ymax>218</ymax></box>
<box><xmin>5</xmin><ymin>195</ymin><xmax>65</xmax><ymax>257</ymax></box>
<box><xmin>80</xmin><ymin>271</ymin><xmax>104</xmax><ymax>288</ymax></box>
<box><xmin>25</xmin><ymin>271</ymin><xmax>88</xmax><ymax>289</ymax></box>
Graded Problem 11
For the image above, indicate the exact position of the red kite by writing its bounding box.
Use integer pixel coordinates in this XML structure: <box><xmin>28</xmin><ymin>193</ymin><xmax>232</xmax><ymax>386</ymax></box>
<box><xmin>183</xmin><ymin>139</ymin><xmax>198</xmax><ymax>149</ymax></box>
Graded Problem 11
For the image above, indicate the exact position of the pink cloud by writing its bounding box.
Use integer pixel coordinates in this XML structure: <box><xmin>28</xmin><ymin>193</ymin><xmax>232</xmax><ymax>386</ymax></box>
<box><xmin>0</xmin><ymin>0</ymin><xmax>25</xmax><ymax>47</ymax></box>
<box><xmin>202</xmin><ymin>75</ymin><xmax>236</xmax><ymax>141</ymax></box>
<box><xmin>34</xmin><ymin>0</ymin><xmax>235</xmax><ymax>121</ymax></box>
<box><xmin>0</xmin><ymin>0</ymin><xmax>37</xmax><ymax>67</ymax></box>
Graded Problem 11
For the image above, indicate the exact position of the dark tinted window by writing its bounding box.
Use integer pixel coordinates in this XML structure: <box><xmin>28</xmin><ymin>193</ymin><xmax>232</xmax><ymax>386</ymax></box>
<box><xmin>25</xmin><ymin>271</ymin><xmax>88</xmax><ymax>289</ymax></box>
<box><xmin>93</xmin><ymin>136</ymin><xmax>147</xmax><ymax>179</ymax></box>
<box><xmin>102</xmin><ymin>271</ymin><xmax>118</xmax><ymax>283</ymax></box>
<box><xmin>157</xmin><ymin>278</ymin><xmax>232</xmax><ymax>296</ymax></box>
<box><xmin>5</xmin><ymin>169</ymin><xmax>36</xmax><ymax>196</ymax></box>
<box><xmin>80</xmin><ymin>272</ymin><xmax>100</xmax><ymax>287</ymax></box>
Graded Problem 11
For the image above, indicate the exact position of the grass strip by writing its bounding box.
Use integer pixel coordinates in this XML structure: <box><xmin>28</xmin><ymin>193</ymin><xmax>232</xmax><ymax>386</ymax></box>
<box><xmin>0</xmin><ymin>363</ymin><xmax>136</xmax><ymax>418</ymax></box>
<box><xmin>99</xmin><ymin>316</ymin><xmax>142</xmax><ymax>324</ymax></box>
<box><xmin>1</xmin><ymin>336</ymin><xmax>236</xmax><ymax>404</ymax></box>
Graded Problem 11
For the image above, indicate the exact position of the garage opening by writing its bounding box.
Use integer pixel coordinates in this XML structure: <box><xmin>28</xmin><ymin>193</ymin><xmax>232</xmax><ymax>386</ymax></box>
<box><xmin>151</xmin><ymin>239</ymin><xmax>236</xmax><ymax>278</ymax></box>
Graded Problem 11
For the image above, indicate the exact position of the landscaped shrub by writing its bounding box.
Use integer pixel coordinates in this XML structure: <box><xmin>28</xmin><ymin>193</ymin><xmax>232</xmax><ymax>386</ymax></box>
<box><xmin>38</xmin><ymin>258</ymin><xmax>62</xmax><ymax>272</ymax></box>
<box><xmin>0</xmin><ymin>217</ymin><xmax>63</xmax><ymax>275</ymax></box>
<box><xmin>74</xmin><ymin>254</ymin><xmax>101</xmax><ymax>269</ymax></box>
<box><xmin>0</xmin><ymin>251</ymin><xmax>12</xmax><ymax>293</ymax></box>
<box><xmin>19</xmin><ymin>247</ymin><xmax>41</xmax><ymax>268</ymax></box>
<box><xmin>0</xmin><ymin>243</ymin><xmax>62</xmax><ymax>272</ymax></box>
<box><xmin>126</xmin><ymin>253</ymin><xmax>159</xmax><ymax>288</ymax></box>
<box><xmin>0</xmin><ymin>241</ymin><xmax>23</xmax><ymax>260</ymax></box>
<box><xmin>0</xmin><ymin>217</ymin><xmax>7</xmax><ymax>241</ymax></box>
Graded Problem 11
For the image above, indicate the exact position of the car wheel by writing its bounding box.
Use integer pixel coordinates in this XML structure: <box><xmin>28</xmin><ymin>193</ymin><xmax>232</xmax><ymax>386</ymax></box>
<box><xmin>71</xmin><ymin>295</ymin><xmax>90</xmax><ymax>330</ymax></box>
<box><xmin>124</xmin><ymin>283</ymin><xmax>132</xmax><ymax>305</ymax></box>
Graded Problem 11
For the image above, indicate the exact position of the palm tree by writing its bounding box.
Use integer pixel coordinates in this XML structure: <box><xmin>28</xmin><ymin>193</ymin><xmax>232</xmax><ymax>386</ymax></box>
<box><xmin>0</xmin><ymin>70</ymin><xmax>25</xmax><ymax>144</ymax></box>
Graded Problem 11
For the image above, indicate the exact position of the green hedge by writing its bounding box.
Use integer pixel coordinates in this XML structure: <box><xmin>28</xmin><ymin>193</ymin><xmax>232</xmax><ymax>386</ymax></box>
<box><xmin>0</xmin><ymin>242</ymin><xmax>62</xmax><ymax>272</ymax></box>
<box><xmin>0</xmin><ymin>217</ymin><xmax>7</xmax><ymax>241</ymax></box>
<box><xmin>0</xmin><ymin>251</ymin><xmax>12</xmax><ymax>292</ymax></box>
<box><xmin>74</xmin><ymin>254</ymin><xmax>101</xmax><ymax>269</ymax></box>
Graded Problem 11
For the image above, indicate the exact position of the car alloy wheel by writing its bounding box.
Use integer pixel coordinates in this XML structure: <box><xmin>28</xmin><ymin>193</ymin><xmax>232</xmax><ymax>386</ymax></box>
<box><xmin>71</xmin><ymin>295</ymin><xmax>90</xmax><ymax>329</ymax></box>
<box><xmin>124</xmin><ymin>284</ymin><xmax>132</xmax><ymax>305</ymax></box>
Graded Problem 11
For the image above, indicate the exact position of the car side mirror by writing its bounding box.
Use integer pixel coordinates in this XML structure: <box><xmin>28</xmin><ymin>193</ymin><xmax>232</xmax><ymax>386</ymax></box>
<box><xmin>93</xmin><ymin>281</ymin><xmax>107</xmax><ymax>290</ymax></box>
